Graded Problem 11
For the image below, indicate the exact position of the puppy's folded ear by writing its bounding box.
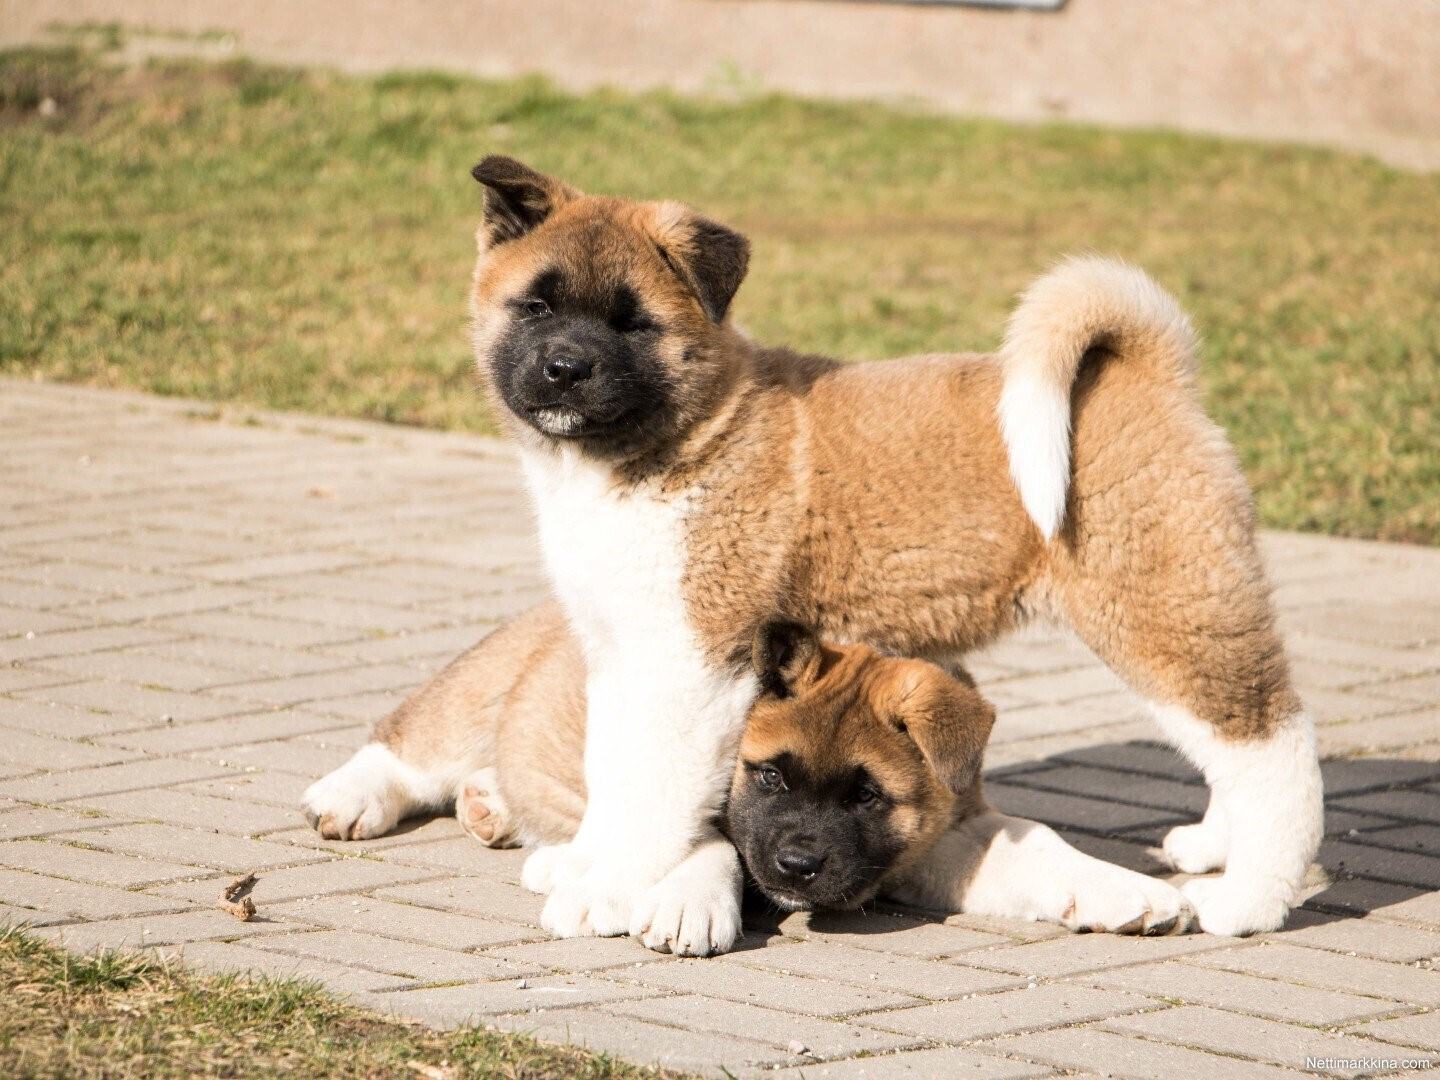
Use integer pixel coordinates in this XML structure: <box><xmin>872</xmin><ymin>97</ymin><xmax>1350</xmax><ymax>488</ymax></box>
<box><xmin>471</xmin><ymin>156</ymin><xmax>578</xmax><ymax>248</ymax></box>
<box><xmin>647</xmin><ymin>203</ymin><xmax>750</xmax><ymax>322</ymax></box>
<box><xmin>886</xmin><ymin>664</ymin><xmax>996</xmax><ymax>797</ymax></box>
<box><xmin>752</xmin><ymin>621</ymin><xmax>824</xmax><ymax>698</ymax></box>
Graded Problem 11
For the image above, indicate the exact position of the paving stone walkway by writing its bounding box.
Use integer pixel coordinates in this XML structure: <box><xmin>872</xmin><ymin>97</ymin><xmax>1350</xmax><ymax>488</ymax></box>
<box><xmin>3</xmin><ymin>378</ymin><xmax>1439</xmax><ymax>1078</ymax></box>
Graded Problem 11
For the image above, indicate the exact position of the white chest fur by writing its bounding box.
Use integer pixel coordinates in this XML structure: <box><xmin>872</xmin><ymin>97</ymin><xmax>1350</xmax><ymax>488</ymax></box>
<box><xmin>519</xmin><ymin>449</ymin><xmax>695</xmax><ymax>655</ymax></box>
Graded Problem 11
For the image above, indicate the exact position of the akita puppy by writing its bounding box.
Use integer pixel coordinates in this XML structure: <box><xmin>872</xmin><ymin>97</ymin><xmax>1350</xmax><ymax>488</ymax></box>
<box><xmin>305</xmin><ymin>604</ymin><xmax>1194</xmax><ymax>955</ymax></box>
<box><xmin>317</xmin><ymin>155</ymin><xmax>1322</xmax><ymax>945</ymax></box>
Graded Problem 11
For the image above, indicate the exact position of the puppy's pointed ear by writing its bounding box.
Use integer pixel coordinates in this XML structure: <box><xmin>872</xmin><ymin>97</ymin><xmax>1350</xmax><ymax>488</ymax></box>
<box><xmin>649</xmin><ymin>203</ymin><xmax>750</xmax><ymax>322</ymax></box>
<box><xmin>886</xmin><ymin>664</ymin><xmax>995</xmax><ymax>797</ymax></box>
<box><xmin>471</xmin><ymin>156</ymin><xmax>578</xmax><ymax>248</ymax></box>
<box><xmin>752</xmin><ymin>621</ymin><xmax>823</xmax><ymax>698</ymax></box>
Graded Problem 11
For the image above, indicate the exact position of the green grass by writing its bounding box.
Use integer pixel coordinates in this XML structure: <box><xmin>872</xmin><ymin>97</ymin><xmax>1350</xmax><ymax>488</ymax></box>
<box><xmin>0</xmin><ymin>927</ymin><xmax>681</xmax><ymax>1079</ymax></box>
<box><xmin>3</xmin><ymin>43</ymin><xmax>1438</xmax><ymax>543</ymax></box>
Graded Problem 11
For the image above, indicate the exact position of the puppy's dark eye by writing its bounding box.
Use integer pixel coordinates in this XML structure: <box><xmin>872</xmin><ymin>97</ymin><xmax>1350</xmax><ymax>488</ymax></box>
<box><xmin>522</xmin><ymin>298</ymin><xmax>552</xmax><ymax>319</ymax></box>
<box><xmin>853</xmin><ymin>784</ymin><xmax>884</xmax><ymax>808</ymax></box>
<box><xmin>620</xmin><ymin>315</ymin><xmax>658</xmax><ymax>335</ymax></box>
<box><xmin>756</xmin><ymin>764</ymin><xmax>783</xmax><ymax>792</ymax></box>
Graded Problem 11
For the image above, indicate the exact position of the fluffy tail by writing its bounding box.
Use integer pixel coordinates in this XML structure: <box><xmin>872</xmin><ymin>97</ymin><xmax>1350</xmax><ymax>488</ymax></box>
<box><xmin>997</xmin><ymin>256</ymin><xmax>1199</xmax><ymax>540</ymax></box>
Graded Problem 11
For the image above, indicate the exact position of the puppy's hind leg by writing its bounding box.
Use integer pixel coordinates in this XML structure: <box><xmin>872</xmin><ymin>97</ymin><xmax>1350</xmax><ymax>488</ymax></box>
<box><xmin>457</xmin><ymin>766</ymin><xmax>520</xmax><ymax>848</ymax></box>
<box><xmin>302</xmin><ymin>742</ymin><xmax>456</xmax><ymax>841</ymax></box>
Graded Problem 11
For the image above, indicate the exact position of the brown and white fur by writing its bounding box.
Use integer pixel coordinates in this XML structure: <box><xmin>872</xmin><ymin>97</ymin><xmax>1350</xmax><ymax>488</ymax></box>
<box><xmin>303</xmin><ymin>603</ymin><xmax>1193</xmax><ymax>955</ymax></box>
<box><xmin>309</xmin><ymin>157</ymin><xmax>1321</xmax><ymax>942</ymax></box>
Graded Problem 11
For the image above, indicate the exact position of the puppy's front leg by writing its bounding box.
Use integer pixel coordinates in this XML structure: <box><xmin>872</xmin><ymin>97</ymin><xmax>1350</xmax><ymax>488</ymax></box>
<box><xmin>890</xmin><ymin>811</ymin><xmax>1194</xmax><ymax>935</ymax></box>
<box><xmin>527</xmin><ymin>649</ymin><xmax>753</xmax><ymax>948</ymax></box>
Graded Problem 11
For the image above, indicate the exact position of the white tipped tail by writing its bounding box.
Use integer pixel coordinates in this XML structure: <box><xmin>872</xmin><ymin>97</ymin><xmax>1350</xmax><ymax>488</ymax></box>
<box><xmin>997</xmin><ymin>256</ymin><xmax>1198</xmax><ymax>540</ymax></box>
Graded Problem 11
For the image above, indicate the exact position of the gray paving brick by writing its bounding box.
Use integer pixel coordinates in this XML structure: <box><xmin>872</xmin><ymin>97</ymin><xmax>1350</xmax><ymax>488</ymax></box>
<box><xmin>0</xmin><ymin>727</ymin><xmax>138</xmax><ymax>772</ymax></box>
<box><xmin>73</xmin><ymin>785</ymin><xmax>301</xmax><ymax>835</ymax></box>
<box><xmin>374</xmin><ymin>876</ymin><xmax>545</xmax><ymax>926</ymax></box>
<box><xmin>358</xmin><ymin>975</ymin><xmax>659</xmax><ymax>1026</ymax></box>
<box><xmin>271</xmin><ymin>894</ymin><xmax>539</xmax><ymax>950</ymax></box>
<box><xmin>0</xmin><ymin>838</ymin><xmax>205</xmax><ymax>887</ymax></box>
<box><xmin>490</xmin><ymin>1006</ymin><xmax>789</xmax><ymax>1074</ymax></box>
<box><xmin>985</xmin><ymin>781</ymin><xmax>1184</xmax><ymax>834</ymax></box>
<box><xmin>1189</xmin><ymin>943</ymin><xmax>1440</xmax><ymax>1005</ymax></box>
<box><xmin>203</xmin><ymin>662</ymin><xmax>424</xmax><ymax>707</ymax></box>
<box><xmin>152</xmin><ymin>610</ymin><xmax>362</xmax><ymax>648</ymax></box>
<box><xmin>153</xmin><ymin>939</ymin><xmax>409</xmax><ymax>995</ymax></box>
<box><xmin>1321</xmin><ymin>839</ymin><xmax>1440</xmax><ymax>889</ymax></box>
<box><xmin>1357</xmin><ymin>1012</ymin><xmax>1440</xmax><ymax>1052</ymax></box>
<box><xmin>788</xmin><ymin>909</ymin><xmax>1014</xmax><ymax>957</ymax></box>
<box><xmin>962</xmin><ymin>932</ymin><xmax>1225</xmax><ymax>978</ymax></box>
<box><xmin>180</xmin><ymin>769</ymin><xmax>312</xmax><ymax>809</ymax></box>
<box><xmin>35</xmin><ymin>647</ymin><xmax>240</xmax><ymax>693</ymax></box>
<box><xmin>1273</xmin><ymin>914</ymin><xmax>1440</xmax><ymax>962</ymax></box>
<box><xmin>248</xmin><ymin>928</ymin><xmax>537</xmax><ymax>982</ymax></box>
<box><xmin>614</xmin><ymin>958</ymin><xmax>919</xmax><ymax>1017</ymax></box>
<box><xmin>0</xmin><ymin>758</ymin><xmax>235</xmax><ymax>802</ymax></box>
<box><xmin>146</xmin><ymin>856</ymin><xmax>434</xmax><ymax>906</ymax></box>
<box><xmin>16</xmin><ymin>678</ymin><xmax>257</xmax><ymax>723</ymax></box>
<box><xmin>36</xmin><ymin>908</ymin><xmax>290</xmax><ymax>952</ymax></box>
<box><xmin>0</xmin><ymin>697</ymin><xmax>157</xmax><ymax>738</ymax></box>
<box><xmin>0</xmin><ymin>866</ymin><xmax>175</xmax><ymax>919</ymax></box>
<box><xmin>732</xmin><ymin>940</ymin><xmax>1023</xmax><ymax>1000</ymax></box>
<box><xmin>65</xmin><ymin>822</ymin><xmax>326</xmax><ymax>873</ymax></box>
<box><xmin>1332</xmin><ymin>787</ymin><xmax>1440</xmax><ymax>823</ymax></box>
<box><xmin>486</xmin><ymin>934</ymin><xmax>687</xmax><ymax>972</ymax></box>
<box><xmin>762</xmin><ymin>1047</ymin><xmax>1054</xmax><ymax>1079</ymax></box>
<box><xmin>866</xmin><ymin>984</ymin><xmax>1152</xmax><ymax>1040</ymax></box>
<box><xmin>609</xmin><ymin>994</ymin><xmax>916</xmax><ymax>1060</ymax></box>
<box><xmin>0</xmin><ymin>624</ymin><xmax>178</xmax><ymax>663</ymax></box>
<box><xmin>191</xmin><ymin>737</ymin><xmax>354</xmax><ymax>779</ymax></box>
<box><xmin>96</xmin><ymin>708</ymin><xmax>350</xmax><ymax>754</ymax></box>
<box><xmin>0</xmin><ymin>805</ymin><xmax>124</xmax><ymax>841</ymax></box>
<box><xmin>1101</xmin><ymin>1005</ymin><xmax>1413</xmax><ymax>1077</ymax></box>
<box><xmin>996</xmin><ymin>1024</ymin><xmax>1307</xmax><ymax>1080</ymax></box>
<box><xmin>1085</xmin><ymin>961</ymin><xmax>1401</xmax><ymax>1024</ymax></box>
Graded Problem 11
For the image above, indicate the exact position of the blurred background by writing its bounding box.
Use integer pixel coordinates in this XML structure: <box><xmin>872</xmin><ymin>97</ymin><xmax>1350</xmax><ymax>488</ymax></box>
<box><xmin>2</xmin><ymin>0</ymin><xmax>1437</xmax><ymax>543</ymax></box>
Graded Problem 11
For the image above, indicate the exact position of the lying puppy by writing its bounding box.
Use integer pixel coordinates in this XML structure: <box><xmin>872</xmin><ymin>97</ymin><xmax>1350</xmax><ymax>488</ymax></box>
<box><xmin>305</xmin><ymin>602</ymin><xmax>1191</xmax><ymax>956</ymax></box>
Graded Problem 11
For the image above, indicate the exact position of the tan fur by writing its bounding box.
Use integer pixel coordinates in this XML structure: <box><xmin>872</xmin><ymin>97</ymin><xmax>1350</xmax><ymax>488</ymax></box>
<box><xmin>471</xmin><ymin>190</ymin><xmax>1294</xmax><ymax>744</ymax></box>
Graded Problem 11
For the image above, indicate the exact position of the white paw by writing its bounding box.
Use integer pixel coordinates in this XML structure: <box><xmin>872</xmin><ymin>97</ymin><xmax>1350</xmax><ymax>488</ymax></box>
<box><xmin>521</xmin><ymin>843</ymin><xmax>579</xmax><ymax>895</ymax></box>
<box><xmin>457</xmin><ymin>767</ymin><xmax>518</xmax><ymax>848</ymax></box>
<box><xmin>629</xmin><ymin>840</ymin><xmax>743</xmax><ymax>957</ymax></box>
<box><xmin>540</xmin><ymin>861</ymin><xmax>635</xmax><ymax>939</ymax></box>
<box><xmin>1162</xmin><ymin>821</ymin><xmax>1228</xmax><ymax>874</ymax></box>
<box><xmin>301</xmin><ymin>745</ymin><xmax>408</xmax><ymax>841</ymax></box>
<box><xmin>1064</xmin><ymin>866</ymin><xmax>1194</xmax><ymax>935</ymax></box>
<box><xmin>1182</xmin><ymin>875</ymin><xmax>1290</xmax><ymax>936</ymax></box>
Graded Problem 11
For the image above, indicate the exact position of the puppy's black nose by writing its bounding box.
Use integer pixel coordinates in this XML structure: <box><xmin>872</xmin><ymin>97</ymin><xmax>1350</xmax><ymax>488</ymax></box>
<box><xmin>543</xmin><ymin>354</ymin><xmax>593</xmax><ymax>390</ymax></box>
<box><xmin>774</xmin><ymin>848</ymin><xmax>826</xmax><ymax>882</ymax></box>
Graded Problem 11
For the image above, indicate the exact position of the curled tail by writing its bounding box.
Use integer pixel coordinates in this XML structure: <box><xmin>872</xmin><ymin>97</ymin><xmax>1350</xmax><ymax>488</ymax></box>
<box><xmin>997</xmin><ymin>255</ymin><xmax>1199</xmax><ymax>540</ymax></box>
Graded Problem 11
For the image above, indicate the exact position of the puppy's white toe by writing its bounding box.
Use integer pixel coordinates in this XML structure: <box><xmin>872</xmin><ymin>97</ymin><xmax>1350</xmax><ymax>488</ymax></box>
<box><xmin>1162</xmin><ymin>821</ymin><xmax>1228</xmax><ymax>874</ymax></box>
<box><xmin>1068</xmin><ymin>867</ymin><xmax>1193</xmax><ymax>935</ymax></box>
<box><xmin>522</xmin><ymin>842</ymin><xmax>578</xmax><ymax>895</ymax></box>
<box><xmin>457</xmin><ymin>767</ymin><xmax>518</xmax><ymax>848</ymax></box>
<box><xmin>301</xmin><ymin>744</ymin><xmax>411</xmax><ymax>840</ymax></box>
<box><xmin>1182</xmin><ymin>874</ymin><xmax>1289</xmax><ymax>936</ymax></box>
<box><xmin>629</xmin><ymin>839</ymin><xmax>743</xmax><ymax>957</ymax></box>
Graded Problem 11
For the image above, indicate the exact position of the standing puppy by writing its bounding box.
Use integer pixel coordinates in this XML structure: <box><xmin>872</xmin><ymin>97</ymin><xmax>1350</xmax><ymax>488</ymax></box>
<box><xmin>444</xmin><ymin>157</ymin><xmax>1319</xmax><ymax>941</ymax></box>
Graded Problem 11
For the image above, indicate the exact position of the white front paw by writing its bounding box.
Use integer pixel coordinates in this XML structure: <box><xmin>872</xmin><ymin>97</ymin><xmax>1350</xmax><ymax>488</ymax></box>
<box><xmin>629</xmin><ymin>840</ymin><xmax>743</xmax><ymax>957</ymax></box>
<box><xmin>1182</xmin><ymin>875</ymin><xmax>1289</xmax><ymax>936</ymax></box>
<box><xmin>540</xmin><ymin>861</ymin><xmax>639</xmax><ymax>939</ymax></box>
<box><xmin>301</xmin><ymin>745</ymin><xmax>407</xmax><ymax>840</ymax></box>
<box><xmin>1162</xmin><ymin>821</ymin><xmax>1228</xmax><ymax>874</ymax></box>
<box><xmin>1064</xmin><ymin>866</ymin><xmax>1194</xmax><ymax>935</ymax></box>
<box><xmin>522</xmin><ymin>842</ymin><xmax>580</xmax><ymax>895</ymax></box>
